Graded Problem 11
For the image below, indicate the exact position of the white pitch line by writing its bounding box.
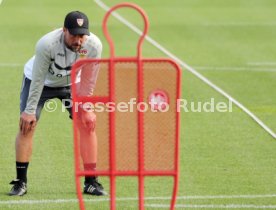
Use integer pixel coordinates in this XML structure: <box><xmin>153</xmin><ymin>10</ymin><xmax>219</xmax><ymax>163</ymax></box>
<box><xmin>248</xmin><ymin>62</ymin><xmax>276</xmax><ymax>66</ymax></box>
<box><xmin>177</xmin><ymin>194</ymin><xmax>276</xmax><ymax>200</ymax></box>
<box><xmin>2</xmin><ymin>194</ymin><xmax>276</xmax><ymax>205</ymax></box>
<box><xmin>94</xmin><ymin>0</ymin><xmax>276</xmax><ymax>139</ymax></box>
<box><xmin>146</xmin><ymin>204</ymin><xmax>276</xmax><ymax>209</ymax></box>
<box><xmin>0</xmin><ymin>0</ymin><xmax>3</xmax><ymax>5</ymax></box>
<box><xmin>0</xmin><ymin>63</ymin><xmax>22</xmax><ymax>67</ymax></box>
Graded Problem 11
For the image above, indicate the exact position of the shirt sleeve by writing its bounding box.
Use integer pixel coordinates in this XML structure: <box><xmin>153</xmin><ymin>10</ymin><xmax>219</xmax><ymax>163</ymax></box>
<box><xmin>24</xmin><ymin>38</ymin><xmax>51</xmax><ymax>114</ymax></box>
<box><xmin>78</xmin><ymin>37</ymin><xmax>102</xmax><ymax>96</ymax></box>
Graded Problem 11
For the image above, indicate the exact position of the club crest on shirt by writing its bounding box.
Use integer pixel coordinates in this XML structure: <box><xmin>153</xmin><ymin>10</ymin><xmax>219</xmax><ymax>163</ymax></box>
<box><xmin>77</xmin><ymin>18</ymin><xmax>84</xmax><ymax>26</ymax></box>
<box><xmin>79</xmin><ymin>49</ymin><xmax>88</xmax><ymax>58</ymax></box>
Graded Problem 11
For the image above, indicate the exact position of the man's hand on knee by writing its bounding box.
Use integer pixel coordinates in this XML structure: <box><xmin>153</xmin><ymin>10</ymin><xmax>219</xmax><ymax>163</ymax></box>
<box><xmin>20</xmin><ymin>112</ymin><xmax>37</xmax><ymax>135</ymax></box>
<box><xmin>79</xmin><ymin>109</ymin><xmax>96</xmax><ymax>132</ymax></box>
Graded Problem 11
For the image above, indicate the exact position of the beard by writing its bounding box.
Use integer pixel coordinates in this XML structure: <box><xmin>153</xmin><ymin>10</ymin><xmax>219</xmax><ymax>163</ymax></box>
<box><xmin>64</xmin><ymin>40</ymin><xmax>81</xmax><ymax>52</ymax></box>
<box><xmin>69</xmin><ymin>44</ymin><xmax>81</xmax><ymax>52</ymax></box>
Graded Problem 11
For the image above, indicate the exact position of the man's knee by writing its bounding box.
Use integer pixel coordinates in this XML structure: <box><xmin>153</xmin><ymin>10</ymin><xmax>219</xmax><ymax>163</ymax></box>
<box><xmin>16</xmin><ymin>128</ymin><xmax>36</xmax><ymax>141</ymax></box>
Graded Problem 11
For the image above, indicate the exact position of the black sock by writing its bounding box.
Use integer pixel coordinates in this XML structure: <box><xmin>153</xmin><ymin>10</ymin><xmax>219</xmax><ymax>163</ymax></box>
<box><xmin>84</xmin><ymin>163</ymin><xmax>96</xmax><ymax>183</ymax></box>
<box><xmin>16</xmin><ymin>162</ymin><xmax>29</xmax><ymax>183</ymax></box>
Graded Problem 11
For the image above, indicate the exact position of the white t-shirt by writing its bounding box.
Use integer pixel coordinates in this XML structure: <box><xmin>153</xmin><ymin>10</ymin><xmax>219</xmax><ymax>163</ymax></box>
<box><xmin>24</xmin><ymin>28</ymin><xmax>102</xmax><ymax>114</ymax></box>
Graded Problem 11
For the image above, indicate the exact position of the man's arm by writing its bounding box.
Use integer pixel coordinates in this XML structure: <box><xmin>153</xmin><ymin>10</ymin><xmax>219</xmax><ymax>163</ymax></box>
<box><xmin>77</xmin><ymin>37</ymin><xmax>102</xmax><ymax>132</ymax></box>
<box><xmin>78</xmin><ymin>62</ymin><xmax>100</xmax><ymax>97</ymax></box>
<box><xmin>24</xmin><ymin>39</ymin><xmax>51</xmax><ymax>114</ymax></box>
<box><xmin>78</xmin><ymin>36</ymin><xmax>102</xmax><ymax>97</ymax></box>
<box><xmin>20</xmin><ymin>38</ymin><xmax>51</xmax><ymax>135</ymax></box>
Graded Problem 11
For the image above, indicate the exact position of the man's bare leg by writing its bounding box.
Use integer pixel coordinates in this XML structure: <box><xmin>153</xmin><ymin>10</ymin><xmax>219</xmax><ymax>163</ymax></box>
<box><xmin>77</xmin><ymin>112</ymin><xmax>106</xmax><ymax>196</ymax></box>
<box><xmin>16</xmin><ymin>130</ymin><xmax>35</xmax><ymax>162</ymax></box>
<box><xmin>9</xmin><ymin>112</ymin><xmax>37</xmax><ymax>196</ymax></box>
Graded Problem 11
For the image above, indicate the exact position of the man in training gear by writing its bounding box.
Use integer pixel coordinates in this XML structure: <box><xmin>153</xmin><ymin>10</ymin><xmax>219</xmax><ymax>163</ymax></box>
<box><xmin>9</xmin><ymin>11</ymin><xmax>107</xmax><ymax>196</ymax></box>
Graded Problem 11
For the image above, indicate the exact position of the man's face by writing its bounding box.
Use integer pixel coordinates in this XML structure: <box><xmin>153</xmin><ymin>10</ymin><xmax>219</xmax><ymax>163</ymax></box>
<box><xmin>63</xmin><ymin>28</ymin><xmax>87</xmax><ymax>52</ymax></box>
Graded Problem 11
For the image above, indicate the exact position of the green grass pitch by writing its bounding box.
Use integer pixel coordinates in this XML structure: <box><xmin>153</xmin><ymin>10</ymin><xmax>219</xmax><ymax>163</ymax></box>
<box><xmin>0</xmin><ymin>0</ymin><xmax>276</xmax><ymax>209</ymax></box>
